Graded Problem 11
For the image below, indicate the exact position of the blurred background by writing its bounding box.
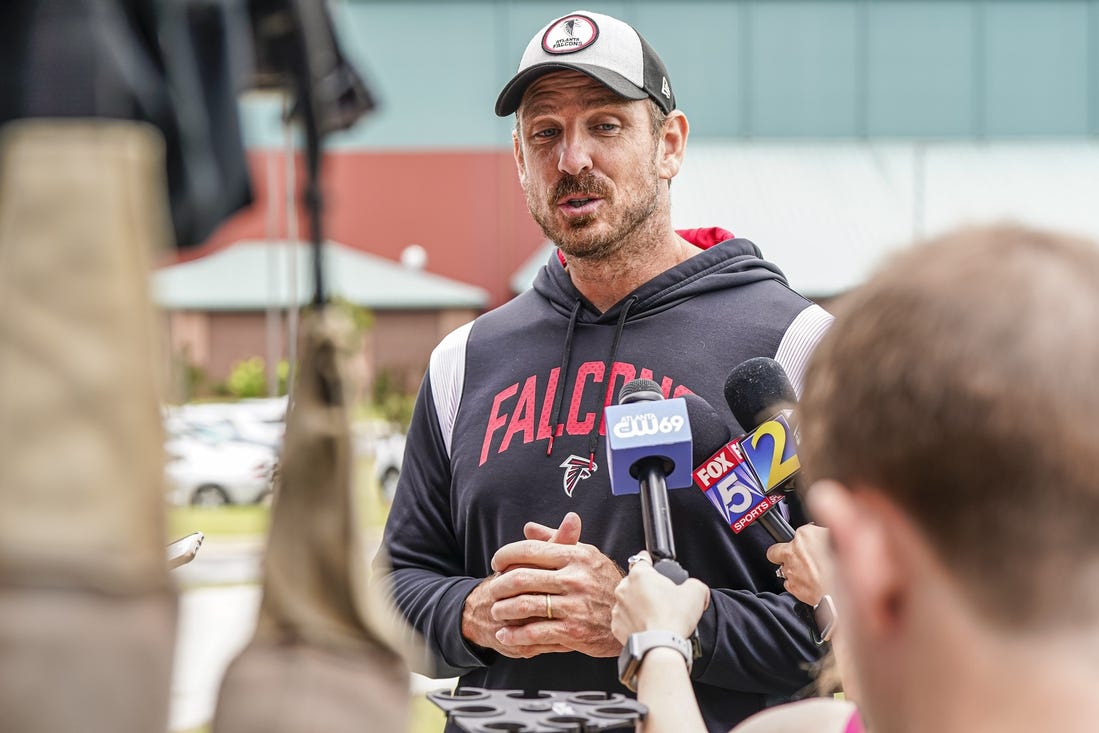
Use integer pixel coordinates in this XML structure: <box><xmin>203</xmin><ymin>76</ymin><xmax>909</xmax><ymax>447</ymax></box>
<box><xmin>159</xmin><ymin>0</ymin><xmax>1099</xmax><ymax>406</ymax></box>
<box><xmin>145</xmin><ymin>1</ymin><xmax>1097</xmax><ymax>732</ymax></box>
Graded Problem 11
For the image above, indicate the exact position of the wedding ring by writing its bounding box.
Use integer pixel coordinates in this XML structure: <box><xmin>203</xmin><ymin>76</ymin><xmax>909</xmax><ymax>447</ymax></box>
<box><xmin>776</xmin><ymin>566</ymin><xmax>786</xmax><ymax>580</ymax></box>
<box><xmin>545</xmin><ymin>594</ymin><xmax>553</xmax><ymax>620</ymax></box>
<box><xmin>627</xmin><ymin>553</ymin><xmax>645</xmax><ymax>568</ymax></box>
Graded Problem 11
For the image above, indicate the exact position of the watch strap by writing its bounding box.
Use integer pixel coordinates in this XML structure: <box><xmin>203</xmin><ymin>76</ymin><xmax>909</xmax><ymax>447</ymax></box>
<box><xmin>617</xmin><ymin>630</ymin><xmax>693</xmax><ymax>692</ymax></box>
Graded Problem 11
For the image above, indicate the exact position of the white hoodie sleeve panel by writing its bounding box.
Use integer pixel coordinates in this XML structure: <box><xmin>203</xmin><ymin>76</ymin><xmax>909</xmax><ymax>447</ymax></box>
<box><xmin>774</xmin><ymin>304</ymin><xmax>834</xmax><ymax>399</ymax></box>
<box><xmin>428</xmin><ymin>320</ymin><xmax>474</xmax><ymax>459</ymax></box>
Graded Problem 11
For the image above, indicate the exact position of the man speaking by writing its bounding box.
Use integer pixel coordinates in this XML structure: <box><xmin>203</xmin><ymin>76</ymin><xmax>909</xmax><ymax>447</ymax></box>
<box><xmin>376</xmin><ymin>10</ymin><xmax>831</xmax><ymax>731</ymax></box>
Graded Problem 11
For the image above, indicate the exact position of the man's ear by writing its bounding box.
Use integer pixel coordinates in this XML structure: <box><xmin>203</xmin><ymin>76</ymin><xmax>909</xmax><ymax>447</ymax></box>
<box><xmin>657</xmin><ymin>110</ymin><xmax>688</xmax><ymax>181</ymax></box>
<box><xmin>808</xmin><ymin>480</ymin><xmax>907</xmax><ymax>640</ymax></box>
<box><xmin>512</xmin><ymin>128</ymin><xmax>527</xmax><ymax>189</ymax></box>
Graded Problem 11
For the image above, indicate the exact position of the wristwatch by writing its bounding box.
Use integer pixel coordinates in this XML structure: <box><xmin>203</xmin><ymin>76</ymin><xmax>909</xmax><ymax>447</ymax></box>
<box><xmin>813</xmin><ymin>594</ymin><xmax>837</xmax><ymax>644</ymax></box>
<box><xmin>617</xmin><ymin>630</ymin><xmax>693</xmax><ymax>692</ymax></box>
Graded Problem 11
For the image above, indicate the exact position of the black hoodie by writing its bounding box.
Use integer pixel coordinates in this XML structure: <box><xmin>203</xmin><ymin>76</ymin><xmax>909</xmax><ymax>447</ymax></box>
<box><xmin>379</xmin><ymin>230</ymin><xmax>833</xmax><ymax>732</ymax></box>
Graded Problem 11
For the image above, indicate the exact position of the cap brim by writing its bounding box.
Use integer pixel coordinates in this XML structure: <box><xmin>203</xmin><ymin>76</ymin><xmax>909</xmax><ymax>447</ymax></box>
<box><xmin>495</xmin><ymin>63</ymin><xmax>649</xmax><ymax>117</ymax></box>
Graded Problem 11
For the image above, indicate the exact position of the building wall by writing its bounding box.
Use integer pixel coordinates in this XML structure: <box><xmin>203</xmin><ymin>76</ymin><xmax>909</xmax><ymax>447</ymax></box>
<box><xmin>199</xmin><ymin>0</ymin><xmax>1099</xmax><ymax>305</ymax></box>
<box><xmin>167</xmin><ymin>311</ymin><xmax>210</xmax><ymax>366</ymax></box>
<box><xmin>208</xmin><ymin>313</ymin><xmax>271</xmax><ymax>380</ymax></box>
<box><xmin>368</xmin><ymin>308</ymin><xmax>480</xmax><ymax>392</ymax></box>
<box><xmin>181</xmin><ymin>149</ymin><xmax>544</xmax><ymax>308</ymax></box>
<box><xmin>166</xmin><ymin>308</ymin><xmax>478</xmax><ymax>397</ymax></box>
<box><xmin>170</xmin><ymin>0</ymin><xmax>1099</xmax><ymax>392</ymax></box>
<box><xmin>236</xmin><ymin>0</ymin><xmax>1098</xmax><ymax>148</ymax></box>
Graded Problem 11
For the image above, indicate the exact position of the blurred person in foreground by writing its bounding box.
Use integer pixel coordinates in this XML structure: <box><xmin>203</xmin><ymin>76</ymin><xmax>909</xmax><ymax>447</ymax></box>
<box><xmin>612</xmin><ymin>224</ymin><xmax>1099</xmax><ymax>733</ymax></box>
<box><xmin>377</xmin><ymin>8</ymin><xmax>831</xmax><ymax>731</ymax></box>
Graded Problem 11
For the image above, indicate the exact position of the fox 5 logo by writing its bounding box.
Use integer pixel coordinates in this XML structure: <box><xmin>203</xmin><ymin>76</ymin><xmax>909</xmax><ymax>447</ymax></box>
<box><xmin>703</xmin><ymin>465</ymin><xmax>768</xmax><ymax>527</ymax></box>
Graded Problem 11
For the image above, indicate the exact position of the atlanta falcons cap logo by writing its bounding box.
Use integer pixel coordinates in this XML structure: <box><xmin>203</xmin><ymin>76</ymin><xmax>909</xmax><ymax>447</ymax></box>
<box><xmin>542</xmin><ymin>14</ymin><xmax>599</xmax><ymax>55</ymax></box>
<box><xmin>559</xmin><ymin>454</ymin><xmax>598</xmax><ymax>497</ymax></box>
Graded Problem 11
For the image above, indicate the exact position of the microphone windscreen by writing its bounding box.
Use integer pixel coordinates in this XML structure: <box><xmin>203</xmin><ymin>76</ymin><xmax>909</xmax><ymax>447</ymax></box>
<box><xmin>681</xmin><ymin>393</ymin><xmax>733</xmax><ymax>467</ymax></box>
<box><xmin>724</xmin><ymin>357</ymin><xmax>796</xmax><ymax>431</ymax></box>
<box><xmin>619</xmin><ymin>378</ymin><xmax>664</xmax><ymax>405</ymax></box>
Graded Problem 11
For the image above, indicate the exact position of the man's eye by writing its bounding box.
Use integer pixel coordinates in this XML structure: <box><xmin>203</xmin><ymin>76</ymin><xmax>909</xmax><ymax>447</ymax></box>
<box><xmin>532</xmin><ymin>128</ymin><xmax>558</xmax><ymax>139</ymax></box>
<box><xmin>594</xmin><ymin>123</ymin><xmax>620</xmax><ymax>133</ymax></box>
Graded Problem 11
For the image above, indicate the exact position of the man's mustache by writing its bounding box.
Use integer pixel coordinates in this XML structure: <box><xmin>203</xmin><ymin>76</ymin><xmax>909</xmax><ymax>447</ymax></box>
<box><xmin>550</xmin><ymin>173</ymin><xmax>611</xmax><ymax>205</ymax></box>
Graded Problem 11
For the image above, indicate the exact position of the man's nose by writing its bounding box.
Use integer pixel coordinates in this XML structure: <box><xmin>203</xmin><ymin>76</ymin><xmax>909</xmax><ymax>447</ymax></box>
<box><xmin>557</xmin><ymin>132</ymin><xmax>593</xmax><ymax>176</ymax></box>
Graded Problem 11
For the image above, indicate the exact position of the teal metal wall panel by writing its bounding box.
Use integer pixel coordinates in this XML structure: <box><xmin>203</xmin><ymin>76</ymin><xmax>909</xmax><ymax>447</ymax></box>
<box><xmin>1090</xmin><ymin>0</ymin><xmax>1099</xmax><ymax>134</ymax></box>
<box><xmin>238</xmin><ymin>1</ymin><xmax>1099</xmax><ymax>149</ymax></box>
<box><xmin>866</xmin><ymin>2</ymin><xmax>978</xmax><ymax>137</ymax></box>
<box><xmin>239</xmin><ymin>94</ymin><xmax>289</xmax><ymax>150</ymax></box>
<box><xmin>747</xmin><ymin>1</ymin><xmax>860</xmax><ymax>137</ymax></box>
<box><xmin>331</xmin><ymin>1</ymin><xmax>501</xmax><ymax>148</ymax></box>
<box><xmin>634</xmin><ymin>2</ymin><xmax>746</xmax><ymax>137</ymax></box>
<box><xmin>984</xmin><ymin>1</ymin><xmax>1089</xmax><ymax>136</ymax></box>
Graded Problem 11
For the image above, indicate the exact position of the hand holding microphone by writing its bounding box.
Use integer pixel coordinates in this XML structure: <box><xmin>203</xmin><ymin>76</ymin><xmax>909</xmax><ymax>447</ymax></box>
<box><xmin>605</xmin><ymin>378</ymin><xmax>741</xmax><ymax>686</ymax></box>
<box><xmin>611</xmin><ymin>551</ymin><xmax>710</xmax><ymax>643</ymax></box>
<box><xmin>611</xmin><ymin>549</ymin><xmax>711</xmax><ymax>693</ymax></box>
<box><xmin>765</xmin><ymin>523</ymin><xmax>832</xmax><ymax>607</ymax></box>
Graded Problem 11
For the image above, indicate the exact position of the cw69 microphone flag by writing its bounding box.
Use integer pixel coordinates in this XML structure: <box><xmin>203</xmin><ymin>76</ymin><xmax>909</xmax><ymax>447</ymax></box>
<box><xmin>605</xmin><ymin>392</ymin><xmax>693</xmax><ymax>496</ymax></box>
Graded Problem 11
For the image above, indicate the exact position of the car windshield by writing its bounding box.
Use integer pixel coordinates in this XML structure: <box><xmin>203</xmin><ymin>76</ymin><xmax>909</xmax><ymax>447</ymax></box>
<box><xmin>168</xmin><ymin>423</ymin><xmax>231</xmax><ymax>444</ymax></box>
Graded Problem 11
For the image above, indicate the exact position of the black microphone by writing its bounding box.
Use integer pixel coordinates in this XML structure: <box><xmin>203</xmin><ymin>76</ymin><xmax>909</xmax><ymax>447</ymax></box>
<box><xmin>720</xmin><ymin>358</ymin><xmax>800</xmax><ymax>543</ymax></box>
<box><xmin>612</xmin><ymin>379</ymin><xmax>689</xmax><ymax>583</ymax></box>
<box><xmin>686</xmin><ymin>392</ymin><xmax>786</xmax><ymax>539</ymax></box>
<box><xmin>684</xmin><ymin>391</ymin><xmax>814</xmax><ymax>635</ymax></box>
<box><xmin>726</xmin><ymin>358</ymin><xmax>837</xmax><ymax>645</ymax></box>
<box><xmin>606</xmin><ymin>386</ymin><xmax>726</xmax><ymax>664</ymax></box>
<box><xmin>724</xmin><ymin>357</ymin><xmax>801</xmax><ymax>493</ymax></box>
<box><xmin>682</xmin><ymin>392</ymin><xmax>733</xmax><ymax>469</ymax></box>
<box><xmin>724</xmin><ymin>357</ymin><xmax>798</xmax><ymax>434</ymax></box>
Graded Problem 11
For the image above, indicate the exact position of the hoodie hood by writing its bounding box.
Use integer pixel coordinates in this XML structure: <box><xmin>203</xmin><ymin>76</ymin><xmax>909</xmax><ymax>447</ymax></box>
<box><xmin>529</xmin><ymin>227</ymin><xmax>792</xmax><ymax>465</ymax></box>
<box><xmin>532</xmin><ymin>227</ymin><xmax>790</xmax><ymax>324</ymax></box>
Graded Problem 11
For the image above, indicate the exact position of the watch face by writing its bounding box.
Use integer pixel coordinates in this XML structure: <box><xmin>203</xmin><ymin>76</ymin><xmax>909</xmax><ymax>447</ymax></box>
<box><xmin>814</xmin><ymin>594</ymin><xmax>837</xmax><ymax>643</ymax></box>
<box><xmin>617</xmin><ymin>644</ymin><xmax>641</xmax><ymax>692</ymax></box>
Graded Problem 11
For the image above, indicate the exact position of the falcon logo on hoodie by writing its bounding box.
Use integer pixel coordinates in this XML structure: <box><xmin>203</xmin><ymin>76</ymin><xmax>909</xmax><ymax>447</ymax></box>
<box><xmin>559</xmin><ymin>454</ymin><xmax>597</xmax><ymax>497</ymax></box>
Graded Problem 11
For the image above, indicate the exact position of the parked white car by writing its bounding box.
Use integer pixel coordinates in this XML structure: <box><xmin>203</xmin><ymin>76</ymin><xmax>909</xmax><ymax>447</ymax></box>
<box><xmin>164</xmin><ymin>423</ymin><xmax>277</xmax><ymax>506</ymax></box>
<box><xmin>164</xmin><ymin>400</ymin><xmax>405</xmax><ymax>505</ymax></box>
<box><xmin>352</xmin><ymin>419</ymin><xmax>406</xmax><ymax>502</ymax></box>
<box><xmin>376</xmin><ymin>430</ymin><xmax>406</xmax><ymax>501</ymax></box>
<box><xmin>167</xmin><ymin>398</ymin><xmax>287</xmax><ymax>450</ymax></box>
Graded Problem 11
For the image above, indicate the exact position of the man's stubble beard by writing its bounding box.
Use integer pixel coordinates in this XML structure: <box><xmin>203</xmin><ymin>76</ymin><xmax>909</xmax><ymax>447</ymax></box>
<box><xmin>527</xmin><ymin>161</ymin><xmax>664</xmax><ymax>263</ymax></box>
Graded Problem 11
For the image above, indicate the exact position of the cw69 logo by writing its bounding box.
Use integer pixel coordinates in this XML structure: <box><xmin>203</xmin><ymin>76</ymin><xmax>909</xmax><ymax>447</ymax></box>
<box><xmin>611</xmin><ymin>412</ymin><xmax>685</xmax><ymax>439</ymax></box>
